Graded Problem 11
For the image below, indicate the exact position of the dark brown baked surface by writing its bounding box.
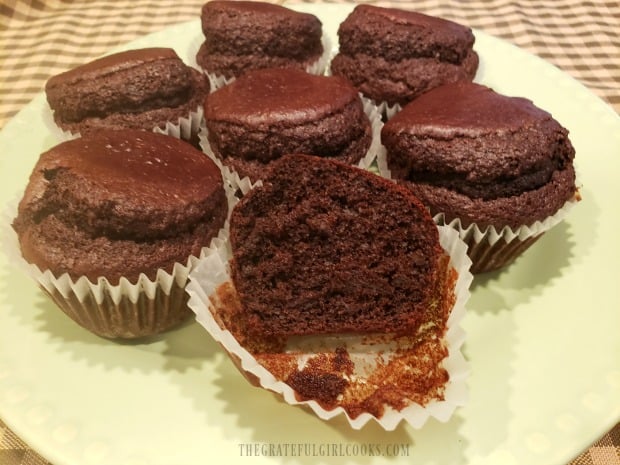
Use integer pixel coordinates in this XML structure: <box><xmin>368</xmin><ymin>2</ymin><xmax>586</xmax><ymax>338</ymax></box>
<box><xmin>331</xmin><ymin>51</ymin><xmax>478</xmax><ymax>109</ymax></box>
<box><xmin>45</xmin><ymin>47</ymin><xmax>209</xmax><ymax>135</ymax></box>
<box><xmin>204</xmin><ymin>68</ymin><xmax>372</xmax><ymax>182</ymax></box>
<box><xmin>382</xmin><ymin>82</ymin><xmax>577</xmax><ymax>229</ymax></box>
<box><xmin>337</xmin><ymin>5</ymin><xmax>475</xmax><ymax>62</ymax></box>
<box><xmin>13</xmin><ymin>130</ymin><xmax>227</xmax><ymax>284</ymax></box>
<box><xmin>197</xmin><ymin>0</ymin><xmax>323</xmax><ymax>78</ymax></box>
<box><xmin>229</xmin><ymin>154</ymin><xmax>445</xmax><ymax>338</ymax></box>
<box><xmin>331</xmin><ymin>5</ymin><xmax>478</xmax><ymax>106</ymax></box>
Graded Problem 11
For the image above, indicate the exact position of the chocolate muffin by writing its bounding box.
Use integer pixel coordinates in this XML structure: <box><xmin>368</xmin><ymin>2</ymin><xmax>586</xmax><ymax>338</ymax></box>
<box><xmin>331</xmin><ymin>5</ymin><xmax>478</xmax><ymax>109</ymax></box>
<box><xmin>196</xmin><ymin>0</ymin><xmax>324</xmax><ymax>79</ymax></box>
<box><xmin>229</xmin><ymin>154</ymin><xmax>446</xmax><ymax>338</ymax></box>
<box><xmin>12</xmin><ymin>130</ymin><xmax>228</xmax><ymax>337</ymax></box>
<box><xmin>45</xmin><ymin>48</ymin><xmax>209</xmax><ymax>139</ymax></box>
<box><xmin>203</xmin><ymin>68</ymin><xmax>373</xmax><ymax>182</ymax></box>
<box><xmin>381</xmin><ymin>81</ymin><xmax>578</xmax><ymax>272</ymax></box>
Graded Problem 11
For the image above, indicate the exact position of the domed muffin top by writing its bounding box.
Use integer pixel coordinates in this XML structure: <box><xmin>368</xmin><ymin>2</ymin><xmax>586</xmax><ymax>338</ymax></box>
<box><xmin>205</xmin><ymin>68</ymin><xmax>360</xmax><ymax>126</ymax></box>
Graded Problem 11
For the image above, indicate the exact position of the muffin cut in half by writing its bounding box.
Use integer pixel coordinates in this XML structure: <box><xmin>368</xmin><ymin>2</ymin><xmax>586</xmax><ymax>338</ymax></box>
<box><xmin>229</xmin><ymin>154</ymin><xmax>448</xmax><ymax>338</ymax></box>
<box><xmin>187</xmin><ymin>153</ymin><xmax>471</xmax><ymax>428</ymax></box>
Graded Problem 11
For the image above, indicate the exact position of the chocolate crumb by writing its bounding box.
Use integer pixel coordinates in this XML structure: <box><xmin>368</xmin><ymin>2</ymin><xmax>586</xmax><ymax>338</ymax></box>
<box><xmin>287</xmin><ymin>369</ymin><xmax>349</xmax><ymax>406</ymax></box>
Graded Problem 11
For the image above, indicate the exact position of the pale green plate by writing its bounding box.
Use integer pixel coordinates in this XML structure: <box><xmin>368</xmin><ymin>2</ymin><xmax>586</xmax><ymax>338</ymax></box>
<box><xmin>1</xmin><ymin>4</ymin><xmax>619</xmax><ymax>465</ymax></box>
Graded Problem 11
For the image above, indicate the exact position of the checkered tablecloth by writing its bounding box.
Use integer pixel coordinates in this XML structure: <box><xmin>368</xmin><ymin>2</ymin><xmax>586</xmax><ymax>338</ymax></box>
<box><xmin>0</xmin><ymin>1</ymin><xmax>618</xmax><ymax>464</ymax></box>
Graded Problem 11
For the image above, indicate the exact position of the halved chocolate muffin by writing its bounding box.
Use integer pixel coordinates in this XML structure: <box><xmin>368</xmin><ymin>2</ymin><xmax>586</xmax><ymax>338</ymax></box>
<box><xmin>187</xmin><ymin>153</ymin><xmax>471</xmax><ymax>427</ymax></box>
<box><xmin>229</xmin><ymin>154</ymin><xmax>447</xmax><ymax>338</ymax></box>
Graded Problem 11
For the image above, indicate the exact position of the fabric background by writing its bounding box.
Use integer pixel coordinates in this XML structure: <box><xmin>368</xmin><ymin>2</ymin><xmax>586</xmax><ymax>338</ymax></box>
<box><xmin>0</xmin><ymin>1</ymin><xmax>618</xmax><ymax>464</ymax></box>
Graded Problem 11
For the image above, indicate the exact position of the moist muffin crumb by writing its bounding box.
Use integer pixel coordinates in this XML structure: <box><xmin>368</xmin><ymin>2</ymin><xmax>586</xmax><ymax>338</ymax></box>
<box><xmin>229</xmin><ymin>154</ymin><xmax>446</xmax><ymax>337</ymax></box>
<box><xmin>188</xmin><ymin>154</ymin><xmax>471</xmax><ymax>425</ymax></box>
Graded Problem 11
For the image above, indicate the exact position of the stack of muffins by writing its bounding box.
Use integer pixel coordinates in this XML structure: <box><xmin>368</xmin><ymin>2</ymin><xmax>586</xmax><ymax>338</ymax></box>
<box><xmin>8</xmin><ymin>1</ymin><xmax>579</xmax><ymax>428</ymax></box>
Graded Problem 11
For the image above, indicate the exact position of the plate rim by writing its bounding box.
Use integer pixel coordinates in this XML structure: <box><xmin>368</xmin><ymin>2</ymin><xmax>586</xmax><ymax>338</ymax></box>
<box><xmin>1</xmin><ymin>4</ymin><xmax>619</xmax><ymax>465</ymax></box>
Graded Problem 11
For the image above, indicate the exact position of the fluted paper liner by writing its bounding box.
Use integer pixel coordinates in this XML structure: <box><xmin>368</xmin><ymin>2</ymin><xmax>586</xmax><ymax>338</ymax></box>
<box><xmin>42</xmin><ymin>102</ymin><xmax>205</xmax><ymax>143</ymax></box>
<box><xmin>152</xmin><ymin>105</ymin><xmax>204</xmax><ymax>141</ymax></box>
<box><xmin>2</xmin><ymin>173</ymin><xmax>237</xmax><ymax>339</ymax></box>
<box><xmin>432</xmin><ymin>196</ymin><xmax>579</xmax><ymax>273</ymax></box>
<box><xmin>366</xmin><ymin>99</ymin><xmax>402</xmax><ymax>120</ymax></box>
<box><xmin>186</xmin><ymin>224</ymin><xmax>472</xmax><ymax>430</ymax></box>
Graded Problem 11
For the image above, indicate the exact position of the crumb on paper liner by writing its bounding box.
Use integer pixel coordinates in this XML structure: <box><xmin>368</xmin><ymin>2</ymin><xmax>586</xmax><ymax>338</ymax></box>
<box><xmin>186</xmin><ymin>225</ymin><xmax>472</xmax><ymax>430</ymax></box>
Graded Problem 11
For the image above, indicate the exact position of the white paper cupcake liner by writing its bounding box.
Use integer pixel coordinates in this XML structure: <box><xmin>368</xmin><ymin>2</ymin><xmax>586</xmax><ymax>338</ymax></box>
<box><xmin>308</xmin><ymin>34</ymin><xmax>333</xmax><ymax>77</ymax></box>
<box><xmin>42</xmin><ymin>103</ymin><xmax>205</xmax><ymax>143</ymax></box>
<box><xmin>186</xmin><ymin>207</ymin><xmax>473</xmax><ymax>430</ymax></box>
<box><xmin>435</xmin><ymin>196</ymin><xmax>579</xmax><ymax>273</ymax></box>
<box><xmin>2</xmin><ymin>172</ymin><xmax>238</xmax><ymax>339</ymax></box>
<box><xmin>358</xmin><ymin>95</ymin><xmax>384</xmax><ymax>170</ymax></box>
<box><xmin>198</xmin><ymin>92</ymin><xmax>383</xmax><ymax>186</ymax></box>
<box><xmin>152</xmin><ymin>105</ymin><xmax>204</xmax><ymax>141</ymax></box>
<box><xmin>377</xmin><ymin>150</ymin><xmax>582</xmax><ymax>273</ymax></box>
<box><xmin>433</xmin><ymin>195</ymin><xmax>578</xmax><ymax>246</ymax></box>
<box><xmin>41</xmin><ymin>106</ymin><xmax>81</xmax><ymax>141</ymax></box>
<box><xmin>369</xmin><ymin>99</ymin><xmax>402</xmax><ymax>120</ymax></box>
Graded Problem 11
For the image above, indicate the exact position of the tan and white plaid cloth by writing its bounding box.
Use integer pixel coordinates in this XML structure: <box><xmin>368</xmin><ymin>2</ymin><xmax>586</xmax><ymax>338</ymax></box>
<box><xmin>0</xmin><ymin>1</ymin><xmax>618</xmax><ymax>464</ymax></box>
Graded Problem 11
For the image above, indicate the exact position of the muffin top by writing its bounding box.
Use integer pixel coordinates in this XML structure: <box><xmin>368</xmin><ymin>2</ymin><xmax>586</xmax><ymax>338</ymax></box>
<box><xmin>45</xmin><ymin>47</ymin><xmax>209</xmax><ymax>133</ymax></box>
<box><xmin>385</xmin><ymin>81</ymin><xmax>554</xmax><ymax>137</ymax></box>
<box><xmin>200</xmin><ymin>0</ymin><xmax>322</xmax><ymax>47</ymax></box>
<box><xmin>337</xmin><ymin>4</ymin><xmax>475</xmax><ymax>62</ymax></box>
<box><xmin>197</xmin><ymin>1</ymin><xmax>324</xmax><ymax>78</ymax></box>
<box><xmin>17</xmin><ymin>130</ymin><xmax>223</xmax><ymax>240</ymax></box>
<box><xmin>46</xmin><ymin>48</ymin><xmax>179</xmax><ymax>87</ymax></box>
<box><xmin>13</xmin><ymin>130</ymin><xmax>229</xmax><ymax>283</ymax></box>
<box><xmin>201</xmin><ymin>0</ymin><xmax>321</xmax><ymax>29</ymax></box>
<box><xmin>382</xmin><ymin>82</ymin><xmax>575</xmax><ymax>199</ymax></box>
<box><xmin>204</xmin><ymin>68</ymin><xmax>359</xmax><ymax>126</ymax></box>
